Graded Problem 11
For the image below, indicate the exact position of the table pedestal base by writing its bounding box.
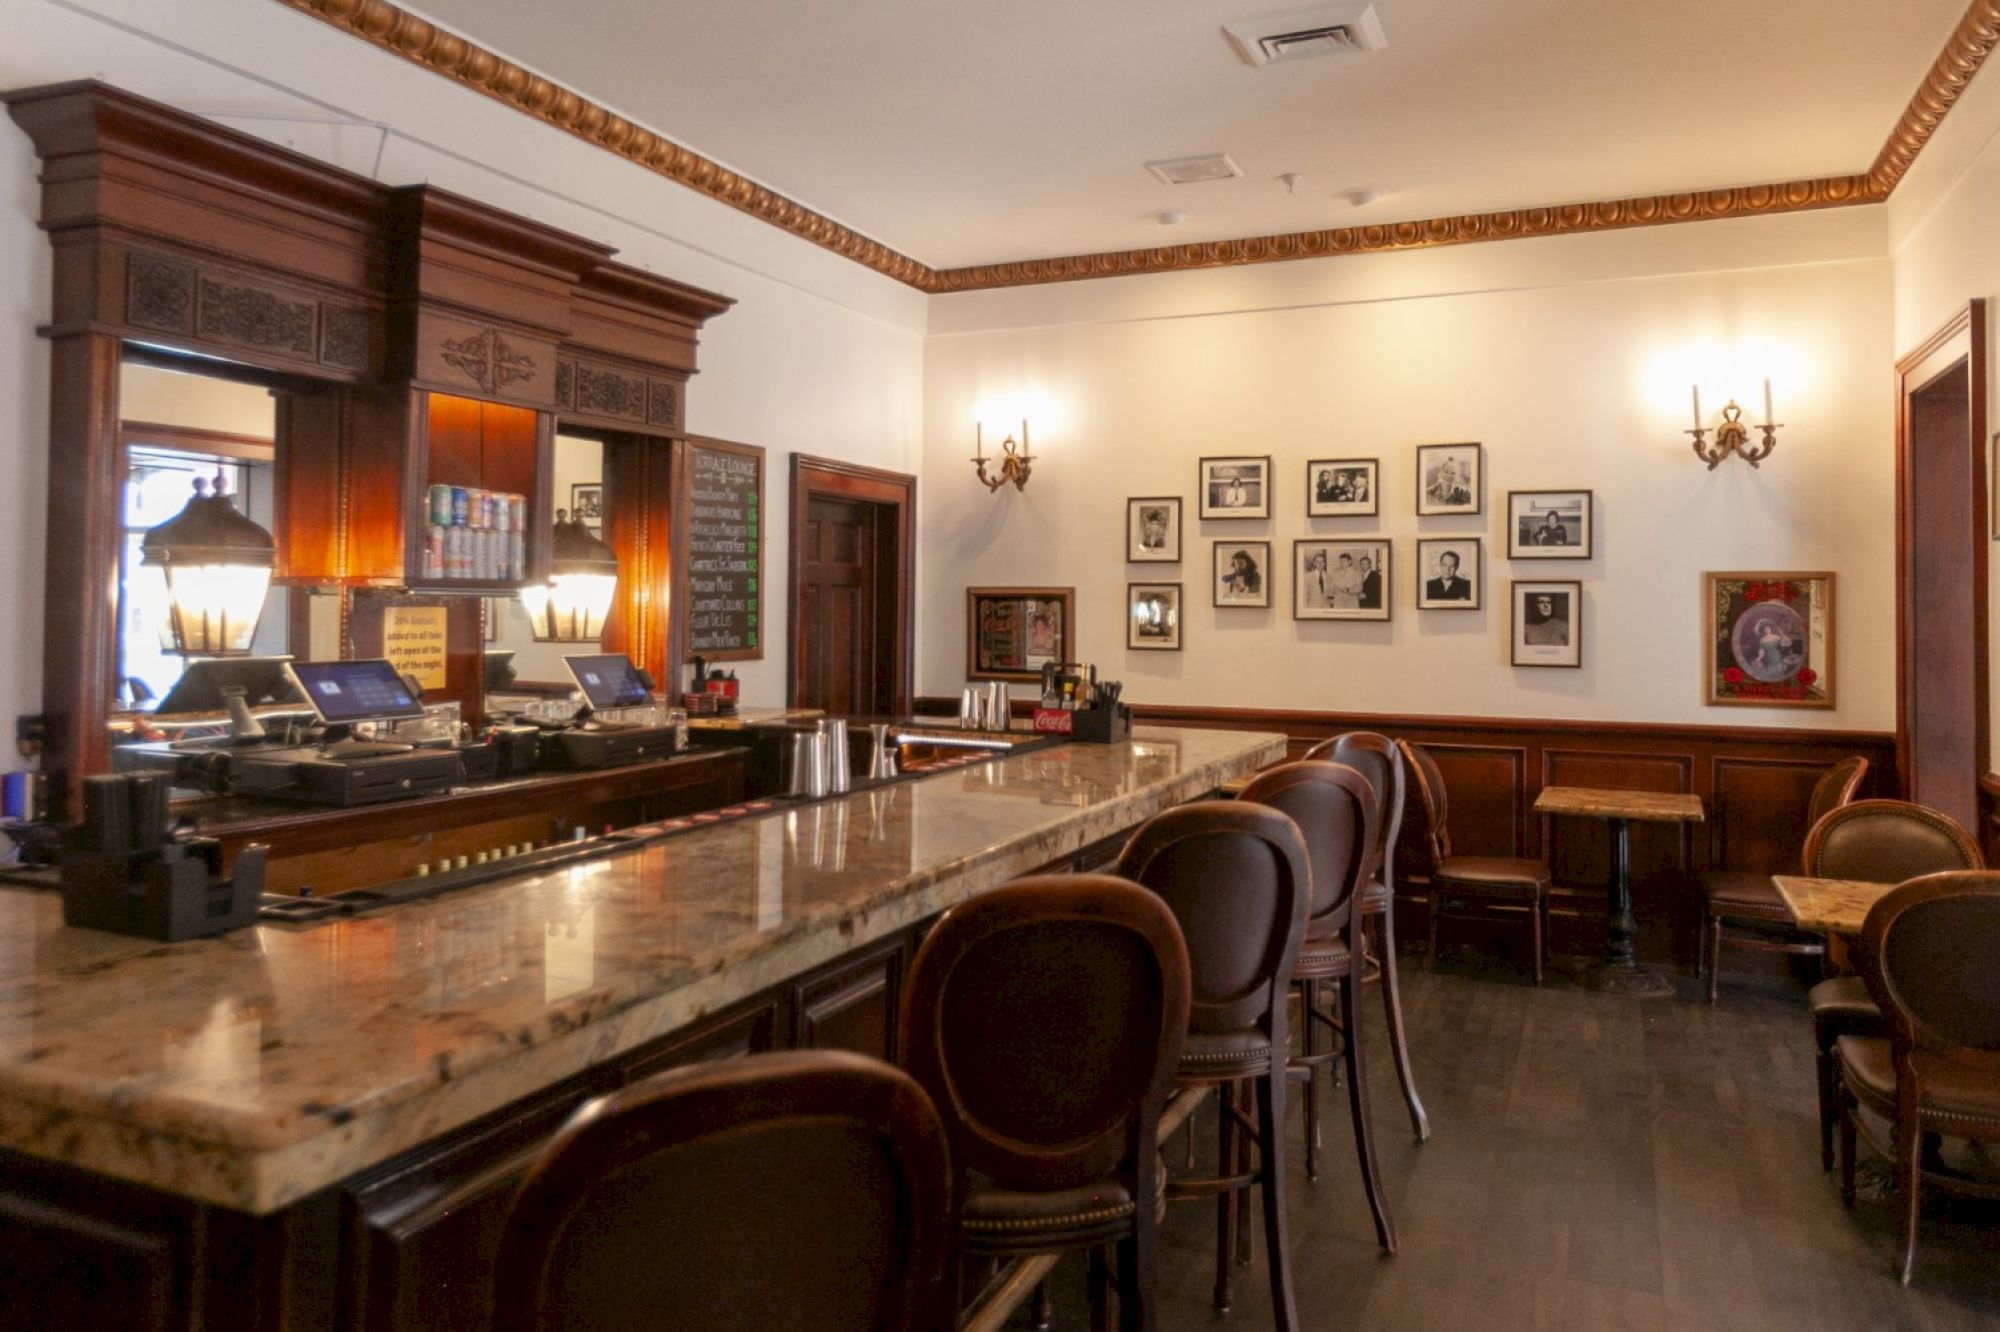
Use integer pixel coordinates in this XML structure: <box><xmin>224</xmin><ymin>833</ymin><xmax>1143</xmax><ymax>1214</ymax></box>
<box><xmin>1587</xmin><ymin>815</ymin><xmax>1677</xmax><ymax>999</ymax></box>
<box><xmin>1575</xmin><ymin>960</ymin><xmax>1676</xmax><ymax>998</ymax></box>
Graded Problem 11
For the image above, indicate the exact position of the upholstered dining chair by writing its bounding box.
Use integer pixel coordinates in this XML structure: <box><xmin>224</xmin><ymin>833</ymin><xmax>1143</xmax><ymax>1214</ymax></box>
<box><xmin>1115</xmin><ymin>798</ymin><xmax>1311</xmax><ymax>1327</ymax></box>
<box><xmin>1238</xmin><ymin>760</ymin><xmax>1398</xmax><ymax>1254</ymax></box>
<box><xmin>1802</xmin><ymin>800</ymin><xmax>1983</xmax><ymax>1171</ymax></box>
<box><xmin>902</xmin><ymin>873</ymin><xmax>1191</xmax><ymax>1332</ymax></box>
<box><xmin>1700</xmin><ymin>756</ymin><xmax>1869</xmax><ymax>1003</ymax></box>
<box><xmin>492</xmin><ymin>1049</ymin><xmax>955</xmax><ymax>1332</ymax></box>
<box><xmin>1399</xmin><ymin>739</ymin><xmax>1553</xmax><ymax>985</ymax></box>
<box><xmin>1835</xmin><ymin>871</ymin><xmax>2000</xmax><ymax>1284</ymax></box>
<box><xmin>1303</xmin><ymin>733</ymin><xmax>1429</xmax><ymax>1140</ymax></box>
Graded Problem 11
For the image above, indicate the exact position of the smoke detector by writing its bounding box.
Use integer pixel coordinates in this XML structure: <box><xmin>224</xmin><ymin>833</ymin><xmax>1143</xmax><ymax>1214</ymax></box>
<box><xmin>1145</xmin><ymin>153</ymin><xmax>1243</xmax><ymax>186</ymax></box>
<box><xmin>1224</xmin><ymin>5</ymin><xmax>1388</xmax><ymax>67</ymax></box>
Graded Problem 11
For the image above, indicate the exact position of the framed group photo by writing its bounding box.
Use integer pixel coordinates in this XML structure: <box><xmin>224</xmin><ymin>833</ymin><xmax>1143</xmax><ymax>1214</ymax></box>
<box><xmin>1416</xmin><ymin>537</ymin><xmax>1481</xmax><ymax>609</ymax></box>
<box><xmin>1704</xmin><ymin>571</ymin><xmax>1834</xmax><ymax>708</ymax></box>
<box><xmin>966</xmin><ymin>586</ymin><xmax>1073</xmax><ymax>682</ymax></box>
<box><xmin>1507</xmin><ymin>489</ymin><xmax>1592</xmax><ymax>559</ymax></box>
<box><xmin>1510</xmin><ymin>580</ymin><xmax>1581</xmax><ymax>667</ymax></box>
<box><xmin>1415</xmin><ymin>442</ymin><xmax>1482</xmax><ymax>516</ymax></box>
<box><xmin>1198</xmin><ymin>456</ymin><xmax>1271</xmax><ymax>520</ymax></box>
<box><xmin>1127</xmin><ymin>582</ymin><xmax>1183</xmax><ymax>650</ymax></box>
<box><xmin>1213</xmin><ymin>540</ymin><xmax>1272</xmax><ymax>608</ymax></box>
<box><xmin>1127</xmin><ymin>496</ymin><xmax>1182</xmax><ymax>562</ymax></box>
<box><xmin>1294</xmin><ymin>539</ymin><xmax>1389</xmax><ymax>621</ymax></box>
<box><xmin>1306</xmin><ymin>458</ymin><xmax>1378</xmax><ymax>517</ymax></box>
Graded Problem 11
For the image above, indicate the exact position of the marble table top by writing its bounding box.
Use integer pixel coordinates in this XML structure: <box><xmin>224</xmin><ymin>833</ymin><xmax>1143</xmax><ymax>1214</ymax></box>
<box><xmin>0</xmin><ymin>726</ymin><xmax>1282</xmax><ymax>1214</ymax></box>
<box><xmin>1534</xmin><ymin>786</ymin><xmax>1706</xmax><ymax>823</ymax></box>
<box><xmin>1771</xmin><ymin>875</ymin><xmax>1895</xmax><ymax>935</ymax></box>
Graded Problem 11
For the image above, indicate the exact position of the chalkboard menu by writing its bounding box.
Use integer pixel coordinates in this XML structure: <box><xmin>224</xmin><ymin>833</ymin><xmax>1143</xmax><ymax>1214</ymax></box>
<box><xmin>675</xmin><ymin>436</ymin><xmax>765</xmax><ymax>661</ymax></box>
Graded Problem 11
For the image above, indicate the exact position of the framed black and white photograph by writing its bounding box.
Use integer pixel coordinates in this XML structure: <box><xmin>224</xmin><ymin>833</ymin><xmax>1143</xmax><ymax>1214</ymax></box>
<box><xmin>1306</xmin><ymin>458</ymin><xmax>1378</xmax><ymax>518</ymax></box>
<box><xmin>570</xmin><ymin>482</ymin><xmax>604</xmax><ymax>534</ymax></box>
<box><xmin>1507</xmin><ymin>489</ymin><xmax>1593</xmax><ymax>559</ymax></box>
<box><xmin>1126</xmin><ymin>496</ymin><xmax>1182</xmax><ymax>563</ymax></box>
<box><xmin>1212</xmin><ymin>540</ymin><xmax>1271</xmax><ymax>608</ymax></box>
<box><xmin>1415</xmin><ymin>443</ymin><xmax>1482</xmax><ymax>516</ymax></box>
<box><xmin>1127</xmin><ymin>582</ymin><xmax>1182</xmax><ymax>650</ymax></box>
<box><xmin>1416</xmin><ymin>537</ymin><xmax>1481</xmax><ymax>610</ymax></box>
<box><xmin>1511</xmin><ymin>579</ymin><xmax>1582</xmax><ymax>668</ymax></box>
<box><xmin>1198</xmin><ymin>456</ymin><xmax>1271</xmax><ymax>520</ymax></box>
<box><xmin>1294</xmin><ymin>539</ymin><xmax>1390</xmax><ymax>621</ymax></box>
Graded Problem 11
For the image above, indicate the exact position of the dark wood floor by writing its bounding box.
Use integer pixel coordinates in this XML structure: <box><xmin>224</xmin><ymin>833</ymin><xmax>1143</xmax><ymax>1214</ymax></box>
<box><xmin>1010</xmin><ymin>949</ymin><xmax>2000</xmax><ymax>1331</ymax></box>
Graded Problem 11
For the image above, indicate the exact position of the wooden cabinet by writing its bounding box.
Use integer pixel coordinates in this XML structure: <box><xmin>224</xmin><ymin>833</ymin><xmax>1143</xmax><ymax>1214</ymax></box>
<box><xmin>791</xmin><ymin>934</ymin><xmax>908</xmax><ymax>1061</ymax></box>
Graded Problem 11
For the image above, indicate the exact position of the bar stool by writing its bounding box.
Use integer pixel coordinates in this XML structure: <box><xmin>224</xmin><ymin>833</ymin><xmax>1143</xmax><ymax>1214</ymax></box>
<box><xmin>1400</xmin><ymin>739</ymin><xmax>1552</xmax><ymax>984</ymax></box>
<box><xmin>1306</xmin><ymin>732</ymin><xmax>1429</xmax><ymax>1140</ymax></box>
<box><xmin>1114</xmin><ymin>799</ymin><xmax>1311</xmax><ymax>1326</ymax></box>
<box><xmin>492</xmin><ymin>1049</ymin><xmax>955</xmax><ymax>1332</ymax></box>
<box><xmin>902</xmin><ymin>873</ymin><xmax>1191</xmax><ymax>1332</ymax></box>
<box><xmin>1240</xmin><ymin>760</ymin><xmax>1399</xmax><ymax>1253</ymax></box>
<box><xmin>1802</xmin><ymin>800</ymin><xmax>1983</xmax><ymax>1170</ymax></box>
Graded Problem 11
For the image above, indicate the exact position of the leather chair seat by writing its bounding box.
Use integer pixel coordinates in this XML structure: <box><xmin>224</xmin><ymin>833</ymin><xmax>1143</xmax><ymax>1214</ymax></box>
<box><xmin>962</xmin><ymin>1163</ymin><xmax>1169</xmax><ymax>1256</ymax></box>
<box><xmin>1433</xmin><ymin>856</ymin><xmax>1551</xmax><ymax>894</ymax></box>
<box><xmin>1838</xmin><ymin>1035</ymin><xmax>2000</xmax><ymax>1127</ymax></box>
<box><xmin>1702</xmin><ymin>870</ymin><xmax>1793</xmax><ymax>922</ymax></box>
<box><xmin>1178</xmin><ymin>1027</ymin><xmax>1276</xmax><ymax>1082</ymax></box>
<box><xmin>1810</xmin><ymin>975</ymin><xmax>1883</xmax><ymax>1031</ymax></box>
<box><xmin>1291</xmin><ymin>931</ymin><xmax>1353</xmax><ymax>981</ymax></box>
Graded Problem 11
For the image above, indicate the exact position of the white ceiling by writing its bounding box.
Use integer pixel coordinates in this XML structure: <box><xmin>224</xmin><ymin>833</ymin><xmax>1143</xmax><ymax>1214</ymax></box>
<box><xmin>409</xmin><ymin>0</ymin><xmax>1965</xmax><ymax>270</ymax></box>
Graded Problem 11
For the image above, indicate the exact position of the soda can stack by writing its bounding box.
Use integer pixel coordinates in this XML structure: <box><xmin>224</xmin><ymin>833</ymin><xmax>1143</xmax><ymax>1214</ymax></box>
<box><xmin>422</xmin><ymin>484</ymin><xmax>529</xmax><ymax>582</ymax></box>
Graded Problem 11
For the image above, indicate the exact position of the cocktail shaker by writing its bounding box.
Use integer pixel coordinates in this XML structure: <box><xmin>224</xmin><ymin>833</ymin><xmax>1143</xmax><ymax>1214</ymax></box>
<box><xmin>785</xmin><ymin>730</ymin><xmax>828</xmax><ymax>798</ymax></box>
<box><xmin>959</xmin><ymin>686</ymin><xmax>987</xmax><ymax>730</ymax></box>
<box><xmin>985</xmin><ymin>682</ymin><xmax>1011</xmax><ymax>729</ymax></box>
<box><xmin>819</xmin><ymin>718</ymin><xmax>851</xmax><ymax>793</ymax></box>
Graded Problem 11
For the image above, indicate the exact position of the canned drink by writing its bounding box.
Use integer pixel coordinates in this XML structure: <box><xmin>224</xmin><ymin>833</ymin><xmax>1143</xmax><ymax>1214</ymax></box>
<box><xmin>446</xmin><ymin>525</ymin><xmax>468</xmax><ymax>578</ymax></box>
<box><xmin>450</xmin><ymin>486</ymin><xmax>470</xmax><ymax>526</ymax></box>
<box><xmin>509</xmin><ymin>494</ymin><xmax>527</xmax><ymax>533</ymax></box>
<box><xmin>508</xmin><ymin>530</ymin><xmax>525</xmax><ymax>581</ymax></box>
<box><xmin>424</xmin><ymin>525</ymin><xmax>446</xmax><ymax>580</ymax></box>
<box><xmin>427</xmin><ymin>484</ymin><xmax>453</xmax><ymax>527</ymax></box>
<box><xmin>483</xmin><ymin>490</ymin><xmax>500</xmax><ymax>530</ymax></box>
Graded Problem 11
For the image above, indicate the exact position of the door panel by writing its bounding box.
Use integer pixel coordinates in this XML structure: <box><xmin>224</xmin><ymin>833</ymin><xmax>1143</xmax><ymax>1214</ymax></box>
<box><xmin>800</xmin><ymin>496</ymin><xmax>878</xmax><ymax>714</ymax></box>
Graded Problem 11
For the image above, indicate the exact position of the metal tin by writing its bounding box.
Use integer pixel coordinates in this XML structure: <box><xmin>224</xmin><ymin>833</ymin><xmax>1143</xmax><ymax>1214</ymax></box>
<box><xmin>509</xmin><ymin>493</ymin><xmax>527</xmax><ymax>532</ymax></box>
<box><xmin>450</xmin><ymin>486</ymin><xmax>470</xmax><ymax>526</ymax></box>
<box><xmin>424</xmin><ymin>525</ymin><xmax>446</xmax><ymax>580</ymax></box>
<box><xmin>427</xmin><ymin>484</ymin><xmax>453</xmax><ymax>527</ymax></box>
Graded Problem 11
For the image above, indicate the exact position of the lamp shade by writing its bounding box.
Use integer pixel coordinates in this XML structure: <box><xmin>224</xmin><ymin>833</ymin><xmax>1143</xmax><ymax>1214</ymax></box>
<box><xmin>139</xmin><ymin>474</ymin><xmax>275</xmax><ymax>657</ymax></box>
<box><xmin>520</xmin><ymin>509</ymin><xmax>619</xmax><ymax>643</ymax></box>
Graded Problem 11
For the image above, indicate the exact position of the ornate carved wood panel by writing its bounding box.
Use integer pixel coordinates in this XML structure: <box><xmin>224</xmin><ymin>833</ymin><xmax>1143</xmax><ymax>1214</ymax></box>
<box><xmin>554</xmin><ymin>355</ymin><xmax>686</xmax><ymax>434</ymax></box>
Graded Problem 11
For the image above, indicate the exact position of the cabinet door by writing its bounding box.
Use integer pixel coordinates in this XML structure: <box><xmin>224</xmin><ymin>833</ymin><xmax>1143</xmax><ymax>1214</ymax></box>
<box><xmin>616</xmin><ymin>998</ymin><xmax>782</xmax><ymax>1083</ymax></box>
<box><xmin>791</xmin><ymin>934</ymin><xmax>907</xmax><ymax>1061</ymax></box>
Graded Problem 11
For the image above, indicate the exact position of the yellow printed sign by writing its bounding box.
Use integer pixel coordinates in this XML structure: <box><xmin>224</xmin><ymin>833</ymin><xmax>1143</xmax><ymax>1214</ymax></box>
<box><xmin>383</xmin><ymin>605</ymin><xmax>449</xmax><ymax>691</ymax></box>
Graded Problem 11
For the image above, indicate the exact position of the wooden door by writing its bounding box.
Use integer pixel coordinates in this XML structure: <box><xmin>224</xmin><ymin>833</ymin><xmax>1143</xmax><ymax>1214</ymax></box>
<box><xmin>799</xmin><ymin>495</ymin><xmax>881</xmax><ymax>713</ymax></box>
<box><xmin>1895</xmin><ymin>301</ymin><xmax>1988</xmax><ymax>832</ymax></box>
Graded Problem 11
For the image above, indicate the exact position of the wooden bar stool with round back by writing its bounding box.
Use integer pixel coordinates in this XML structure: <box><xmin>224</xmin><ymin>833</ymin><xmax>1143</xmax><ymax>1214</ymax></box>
<box><xmin>1239</xmin><ymin>760</ymin><xmax>1399</xmax><ymax>1253</ymax></box>
<box><xmin>1800</xmin><ymin>800</ymin><xmax>1983</xmax><ymax>1171</ymax></box>
<box><xmin>903</xmin><ymin>873</ymin><xmax>1192</xmax><ymax>1332</ymax></box>
<box><xmin>1305</xmin><ymin>732</ymin><xmax>1429</xmax><ymax>1140</ymax></box>
<box><xmin>1114</xmin><ymin>799</ymin><xmax>1312</xmax><ymax>1326</ymax></box>
<box><xmin>492</xmin><ymin>1049</ymin><xmax>955</xmax><ymax>1332</ymax></box>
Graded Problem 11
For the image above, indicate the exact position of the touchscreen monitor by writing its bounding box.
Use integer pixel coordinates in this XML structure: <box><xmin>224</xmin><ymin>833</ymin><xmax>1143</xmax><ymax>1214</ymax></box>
<box><xmin>563</xmin><ymin>654</ymin><xmax>651</xmax><ymax>710</ymax></box>
<box><xmin>288</xmin><ymin>659</ymin><xmax>429</xmax><ymax>725</ymax></box>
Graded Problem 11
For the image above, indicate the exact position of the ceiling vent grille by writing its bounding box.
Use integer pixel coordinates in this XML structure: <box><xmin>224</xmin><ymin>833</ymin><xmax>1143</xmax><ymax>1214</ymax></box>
<box><xmin>1145</xmin><ymin>153</ymin><xmax>1243</xmax><ymax>186</ymax></box>
<box><xmin>1224</xmin><ymin>5</ymin><xmax>1388</xmax><ymax>67</ymax></box>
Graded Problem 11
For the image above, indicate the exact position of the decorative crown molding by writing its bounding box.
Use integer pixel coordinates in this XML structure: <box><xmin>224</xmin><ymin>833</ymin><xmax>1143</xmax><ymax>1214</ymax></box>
<box><xmin>271</xmin><ymin>0</ymin><xmax>1997</xmax><ymax>292</ymax></box>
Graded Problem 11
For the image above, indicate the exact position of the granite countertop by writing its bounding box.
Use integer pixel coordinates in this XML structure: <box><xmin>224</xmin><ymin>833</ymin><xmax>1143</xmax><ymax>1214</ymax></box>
<box><xmin>1771</xmin><ymin>875</ymin><xmax>1894</xmax><ymax>934</ymax></box>
<box><xmin>0</xmin><ymin>727</ymin><xmax>1281</xmax><ymax>1214</ymax></box>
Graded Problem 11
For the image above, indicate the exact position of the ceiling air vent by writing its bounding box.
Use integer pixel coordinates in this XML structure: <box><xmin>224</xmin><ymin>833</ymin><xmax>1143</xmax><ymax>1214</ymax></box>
<box><xmin>1224</xmin><ymin>5</ymin><xmax>1388</xmax><ymax>67</ymax></box>
<box><xmin>1145</xmin><ymin>153</ymin><xmax>1242</xmax><ymax>186</ymax></box>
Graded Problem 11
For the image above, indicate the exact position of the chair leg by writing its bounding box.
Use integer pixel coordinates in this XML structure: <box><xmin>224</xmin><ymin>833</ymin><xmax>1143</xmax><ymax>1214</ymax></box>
<box><xmin>1338</xmin><ymin>970</ymin><xmax>1398</xmax><ymax>1252</ymax></box>
<box><xmin>1087</xmin><ymin>1246</ymin><xmax>1112</xmax><ymax>1332</ymax></box>
<box><xmin>1118</xmin><ymin>1214</ymin><xmax>1158</xmax><ymax>1332</ymax></box>
<box><xmin>1529</xmin><ymin>894</ymin><xmax>1545</xmax><ymax>987</ymax></box>
<box><xmin>1298</xmin><ymin>978</ymin><xmax>1322</xmax><ymax>1181</ymax></box>
<box><xmin>1896</xmin><ymin>1106</ymin><xmax>1923</xmax><ymax>1285</ymax></box>
<box><xmin>1371</xmin><ymin>907</ymin><xmax>1430</xmax><ymax>1141</ymax></box>
<box><xmin>1425</xmin><ymin>891</ymin><xmax>1442</xmax><ymax>971</ymax></box>
<box><xmin>1033</xmin><ymin>1277</ymin><xmax>1053</xmax><ymax>1331</ymax></box>
<box><xmin>1816</xmin><ymin>1029</ymin><xmax>1837</xmax><ymax>1173</ymax></box>
<box><xmin>1705</xmin><ymin>914</ymin><xmax>1722</xmax><ymax>1005</ymax></box>
<box><xmin>1213</xmin><ymin>1080</ymin><xmax>1236</xmax><ymax>1312</ymax></box>
<box><xmin>1256</xmin><ymin>1068</ymin><xmax>1301</xmax><ymax>1332</ymax></box>
<box><xmin>1838</xmin><ymin>1085</ymin><xmax>1857</xmax><ymax>1210</ymax></box>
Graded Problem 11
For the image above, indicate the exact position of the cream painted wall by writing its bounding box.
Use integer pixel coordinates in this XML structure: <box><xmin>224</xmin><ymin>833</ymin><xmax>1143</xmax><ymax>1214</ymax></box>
<box><xmin>0</xmin><ymin>0</ymin><xmax>926</xmax><ymax>734</ymax></box>
<box><xmin>923</xmin><ymin>222</ymin><xmax>1897</xmax><ymax>729</ymax></box>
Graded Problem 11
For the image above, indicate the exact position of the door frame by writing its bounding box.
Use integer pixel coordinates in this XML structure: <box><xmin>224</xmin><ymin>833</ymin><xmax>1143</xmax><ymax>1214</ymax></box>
<box><xmin>788</xmin><ymin>455</ymin><xmax>915</xmax><ymax>714</ymax></box>
<box><xmin>1894</xmin><ymin>298</ymin><xmax>1988</xmax><ymax>822</ymax></box>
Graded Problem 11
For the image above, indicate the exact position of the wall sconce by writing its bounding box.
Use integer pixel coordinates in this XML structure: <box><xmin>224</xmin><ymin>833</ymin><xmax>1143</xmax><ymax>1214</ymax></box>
<box><xmin>139</xmin><ymin>471</ymin><xmax>275</xmax><ymax>657</ymax></box>
<box><xmin>1687</xmin><ymin>380</ymin><xmax>1781</xmax><ymax>469</ymax></box>
<box><xmin>519</xmin><ymin>510</ymin><xmax>619</xmax><ymax>643</ymax></box>
<box><xmin>972</xmin><ymin>421</ymin><xmax>1035</xmax><ymax>492</ymax></box>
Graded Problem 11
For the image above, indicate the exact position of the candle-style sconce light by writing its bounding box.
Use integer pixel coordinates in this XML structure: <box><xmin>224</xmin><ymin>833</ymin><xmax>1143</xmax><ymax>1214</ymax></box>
<box><xmin>972</xmin><ymin>420</ymin><xmax>1035</xmax><ymax>493</ymax></box>
<box><xmin>1687</xmin><ymin>379</ymin><xmax>1781</xmax><ymax>469</ymax></box>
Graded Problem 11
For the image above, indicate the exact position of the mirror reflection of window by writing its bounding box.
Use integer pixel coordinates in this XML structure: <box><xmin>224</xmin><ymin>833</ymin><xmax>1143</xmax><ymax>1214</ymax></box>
<box><xmin>490</xmin><ymin>433</ymin><xmax>604</xmax><ymax>695</ymax></box>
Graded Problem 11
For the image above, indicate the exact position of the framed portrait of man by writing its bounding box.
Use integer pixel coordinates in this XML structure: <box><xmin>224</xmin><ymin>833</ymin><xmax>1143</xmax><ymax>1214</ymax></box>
<box><xmin>1510</xmin><ymin>580</ymin><xmax>1581</xmax><ymax>667</ymax></box>
<box><xmin>1127</xmin><ymin>582</ymin><xmax>1182</xmax><ymax>650</ymax></box>
<box><xmin>1415</xmin><ymin>443</ymin><xmax>1482</xmax><ymax>516</ymax></box>
<box><xmin>1703</xmin><ymin>571</ymin><xmax>1833</xmax><ymax>707</ymax></box>
<box><xmin>1126</xmin><ymin>496</ymin><xmax>1182</xmax><ymax>563</ymax></box>
<box><xmin>1416</xmin><ymin>538</ymin><xmax>1481</xmax><ymax>610</ymax></box>
<box><xmin>1198</xmin><ymin>456</ymin><xmax>1271</xmax><ymax>520</ymax></box>
<box><xmin>1212</xmin><ymin>540</ymin><xmax>1272</xmax><ymax>608</ymax></box>
<box><xmin>1294</xmin><ymin>539</ymin><xmax>1390</xmax><ymax>621</ymax></box>
<box><xmin>1306</xmin><ymin>458</ymin><xmax>1378</xmax><ymax>518</ymax></box>
<box><xmin>1507</xmin><ymin>489</ymin><xmax>1592</xmax><ymax>559</ymax></box>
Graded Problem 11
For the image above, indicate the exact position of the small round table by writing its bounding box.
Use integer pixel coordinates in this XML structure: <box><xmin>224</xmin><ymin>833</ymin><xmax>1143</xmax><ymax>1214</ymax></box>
<box><xmin>1533</xmin><ymin>786</ymin><xmax>1706</xmax><ymax>997</ymax></box>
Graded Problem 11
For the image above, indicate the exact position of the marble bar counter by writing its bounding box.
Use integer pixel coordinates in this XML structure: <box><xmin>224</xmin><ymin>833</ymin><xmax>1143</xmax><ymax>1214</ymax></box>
<box><xmin>0</xmin><ymin>727</ymin><xmax>1281</xmax><ymax>1217</ymax></box>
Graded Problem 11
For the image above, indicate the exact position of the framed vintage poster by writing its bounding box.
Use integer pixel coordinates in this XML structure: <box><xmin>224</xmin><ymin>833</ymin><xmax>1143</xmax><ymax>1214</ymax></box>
<box><xmin>1415</xmin><ymin>442</ymin><xmax>1482</xmax><ymax>516</ymax></box>
<box><xmin>1128</xmin><ymin>582</ymin><xmax>1182</xmax><ymax>650</ymax></box>
<box><xmin>1507</xmin><ymin>489</ymin><xmax>1593</xmax><ymax>559</ymax></box>
<box><xmin>1511</xmin><ymin>580</ymin><xmax>1581</xmax><ymax>667</ymax></box>
<box><xmin>967</xmin><ymin>586</ymin><xmax>1073</xmax><ymax>682</ymax></box>
<box><xmin>1198</xmin><ymin>456</ymin><xmax>1271</xmax><ymax>519</ymax></box>
<box><xmin>1416</xmin><ymin>537</ymin><xmax>1481</xmax><ymax>610</ymax></box>
<box><xmin>1704</xmin><ymin>572</ymin><xmax>1834</xmax><ymax>707</ymax></box>
<box><xmin>1212</xmin><ymin>540</ymin><xmax>1272</xmax><ymax>608</ymax></box>
<box><xmin>1306</xmin><ymin>458</ymin><xmax>1378</xmax><ymax>517</ymax></box>
<box><xmin>1294</xmin><ymin>539</ymin><xmax>1390</xmax><ymax>621</ymax></box>
<box><xmin>1127</xmin><ymin>496</ymin><xmax>1182</xmax><ymax>562</ymax></box>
